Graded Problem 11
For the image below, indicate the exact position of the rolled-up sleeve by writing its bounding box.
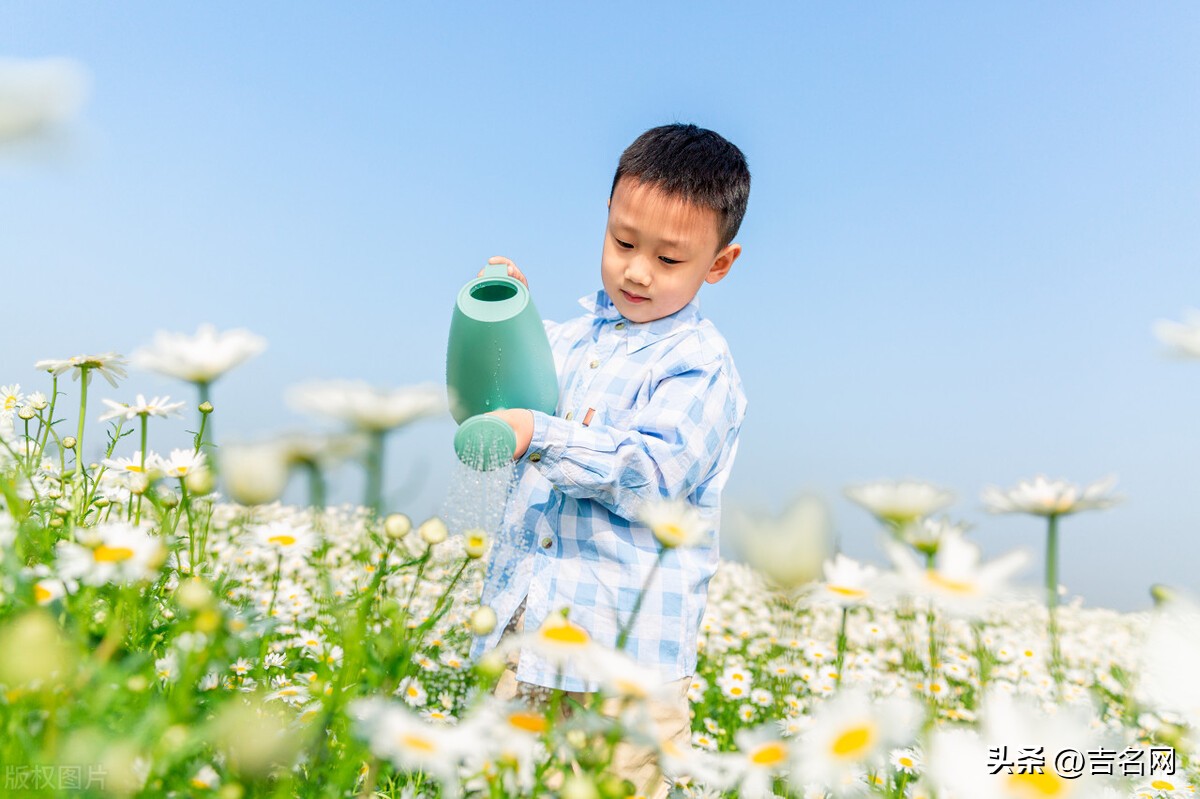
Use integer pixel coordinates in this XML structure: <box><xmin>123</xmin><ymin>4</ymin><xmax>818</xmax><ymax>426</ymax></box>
<box><xmin>524</xmin><ymin>354</ymin><xmax>742</xmax><ymax>521</ymax></box>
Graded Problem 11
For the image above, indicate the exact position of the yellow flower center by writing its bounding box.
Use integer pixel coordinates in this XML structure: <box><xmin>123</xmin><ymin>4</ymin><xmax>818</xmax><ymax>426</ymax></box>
<box><xmin>128</xmin><ymin>465</ymin><xmax>144</xmax><ymax>473</ymax></box>
<box><xmin>3</xmin><ymin>397</ymin><xmax>16</xmax><ymax>410</ymax></box>
<box><xmin>654</xmin><ymin>523</ymin><xmax>684</xmax><ymax>546</ymax></box>
<box><xmin>1006</xmin><ymin>771</ymin><xmax>1069</xmax><ymax>797</ymax></box>
<box><xmin>268</xmin><ymin>534</ymin><xmax>296</xmax><ymax>547</ymax></box>
<box><xmin>540</xmin><ymin>619</ymin><xmax>590</xmax><ymax>647</ymax></box>
<box><xmin>399</xmin><ymin>733</ymin><xmax>436</xmax><ymax>753</ymax></box>
<box><xmin>898</xmin><ymin>756</ymin><xmax>914</xmax><ymax>768</ymax></box>
<box><xmin>508</xmin><ymin>711</ymin><xmax>547</xmax><ymax>734</ymax></box>
<box><xmin>94</xmin><ymin>545</ymin><xmax>135</xmax><ymax>563</ymax></box>
<box><xmin>926</xmin><ymin>569</ymin><xmax>977</xmax><ymax>595</ymax></box>
<box><xmin>750</xmin><ymin>741</ymin><xmax>788</xmax><ymax>767</ymax></box>
<box><xmin>1150</xmin><ymin>780</ymin><xmax>1177</xmax><ymax>791</ymax></box>
<box><xmin>34</xmin><ymin>584</ymin><xmax>54</xmax><ymax>603</ymax></box>
<box><xmin>830</xmin><ymin>723</ymin><xmax>875</xmax><ymax>759</ymax></box>
<box><xmin>828</xmin><ymin>585</ymin><xmax>868</xmax><ymax>599</ymax></box>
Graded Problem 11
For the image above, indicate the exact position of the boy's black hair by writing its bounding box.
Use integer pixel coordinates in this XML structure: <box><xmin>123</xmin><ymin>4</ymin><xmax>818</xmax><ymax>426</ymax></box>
<box><xmin>610</xmin><ymin>123</ymin><xmax>751</xmax><ymax>249</ymax></box>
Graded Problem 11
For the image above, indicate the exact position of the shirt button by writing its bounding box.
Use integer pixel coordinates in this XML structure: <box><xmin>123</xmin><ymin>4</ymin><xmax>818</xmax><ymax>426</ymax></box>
<box><xmin>615</xmin><ymin>322</ymin><xmax>626</xmax><ymax>330</ymax></box>
<box><xmin>589</xmin><ymin>359</ymin><xmax>600</xmax><ymax>369</ymax></box>
<box><xmin>528</xmin><ymin>452</ymin><xmax>542</xmax><ymax>462</ymax></box>
<box><xmin>540</xmin><ymin>537</ymin><xmax>553</xmax><ymax>549</ymax></box>
<box><xmin>564</xmin><ymin>411</ymin><xmax>573</xmax><ymax>420</ymax></box>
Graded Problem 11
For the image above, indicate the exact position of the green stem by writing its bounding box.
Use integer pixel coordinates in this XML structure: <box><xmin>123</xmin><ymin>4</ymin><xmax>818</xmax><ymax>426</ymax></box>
<box><xmin>1046</xmin><ymin>513</ymin><xmax>1063</xmax><ymax>685</ymax></box>
<box><xmin>835</xmin><ymin>605</ymin><xmax>849</xmax><ymax>688</ymax></box>
<box><xmin>135</xmin><ymin>413</ymin><xmax>148</xmax><ymax>526</ymax></box>
<box><xmin>364</xmin><ymin>430</ymin><xmax>386</xmax><ymax>515</ymax></box>
<box><xmin>616</xmin><ymin>548</ymin><xmax>667</xmax><ymax>650</ymax></box>
<box><xmin>305</xmin><ymin>461</ymin><xmax>326</xmax><ymax>508</ymax></box>
<box><xmin>196</xmin><ymin>382</ymin><xmax>211</xmax><ymax>454</ymax></box>
<box><xmin>74</xmin><ymin>365</ymin><xmax>91</xmax><ymax>483</ymax></box>
<box><xmin>35</xmin><ymin>375</ymin><xmax>59</xmax><ymax>464</ymax></box>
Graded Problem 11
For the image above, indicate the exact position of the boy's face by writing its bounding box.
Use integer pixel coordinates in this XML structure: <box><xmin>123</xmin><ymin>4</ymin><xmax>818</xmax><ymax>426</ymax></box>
<box><xmin>602</xmin><ymin>178</ymin><xmax>741</xmax><ymax>324</ymax></box>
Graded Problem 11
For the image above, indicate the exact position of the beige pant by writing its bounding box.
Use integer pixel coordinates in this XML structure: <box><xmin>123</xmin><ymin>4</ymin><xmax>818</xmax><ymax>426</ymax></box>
<box><xmin>492</xmin><ymin>603</ymin><xmax>693</xmax><ymax>799</ymax></box>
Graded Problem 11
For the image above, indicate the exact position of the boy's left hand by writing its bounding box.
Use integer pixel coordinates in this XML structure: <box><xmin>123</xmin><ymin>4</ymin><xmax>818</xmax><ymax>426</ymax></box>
<box><xmin>486</xmin><ymin>408</ymin><xmax>534</xmax><ymax>460</ymax></box>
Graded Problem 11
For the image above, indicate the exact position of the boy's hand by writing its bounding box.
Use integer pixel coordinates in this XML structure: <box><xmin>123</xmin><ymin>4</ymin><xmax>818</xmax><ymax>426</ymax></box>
<box><xmin>481</xmin><ymin>256</ymin><xmax>529</xmax><ymax>288</ymax></box>
<box><xmin>486</xmin><ymin>408</ymin><xmax>534</xmax><ymax>460</ymax></box>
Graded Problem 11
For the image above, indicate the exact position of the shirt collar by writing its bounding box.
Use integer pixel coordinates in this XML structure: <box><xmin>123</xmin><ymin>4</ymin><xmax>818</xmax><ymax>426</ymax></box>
<box><xmin>578</xmin><ymin>289</ymin><xmax>701</xmax><ymax>353</ymax></box>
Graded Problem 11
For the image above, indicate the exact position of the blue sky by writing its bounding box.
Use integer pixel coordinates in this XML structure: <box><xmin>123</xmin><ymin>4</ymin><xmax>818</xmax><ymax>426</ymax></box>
<box><xmin>2</xmin><ymin>2</ymin><xmax>1198</xmax><ymax>610</ymax></box>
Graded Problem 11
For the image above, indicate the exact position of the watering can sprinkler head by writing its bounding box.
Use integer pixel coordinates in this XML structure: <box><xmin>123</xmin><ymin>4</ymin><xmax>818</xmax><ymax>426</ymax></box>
<box><xmin>446</xmin><ymin>263</ymin><xmax>558</xmax><ymax>471</ymax></box>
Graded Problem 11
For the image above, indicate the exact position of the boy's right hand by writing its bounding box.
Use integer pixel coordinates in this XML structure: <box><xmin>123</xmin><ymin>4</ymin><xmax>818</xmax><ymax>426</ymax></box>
<box><xmin>481</xmin><ymin>256</ymin><xmax>529</xmax><ymax>288</ymax></box>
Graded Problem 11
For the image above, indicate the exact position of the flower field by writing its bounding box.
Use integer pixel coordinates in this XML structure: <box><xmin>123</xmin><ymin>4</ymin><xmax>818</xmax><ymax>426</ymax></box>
<box><xmin>3</xmin><ymin>320</ymin><xmax>1200</xmax><ymax>799</ymax></box>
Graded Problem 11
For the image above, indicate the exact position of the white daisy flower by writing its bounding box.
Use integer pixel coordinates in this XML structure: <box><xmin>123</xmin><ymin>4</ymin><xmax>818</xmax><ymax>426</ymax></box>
<box><xmin>795</xmin><ymin>687</ymin><xmax>919</xmax><ymax>789</ymax></box>
<box><xmin>981</xmin><ymin>474</ymin><xmax>1121</xmax><ymax>517</ymax></box>
<box><xmin>0</xmin><ymin>383</ymin><xmax>23</xmax><ymax>417</ymax></box>
<box><xmin>287</xmin><ymin>380</ymin><xmax>444</xmax><ymax>432</ymax></box>
<box><xmin>98</xmin><ymin>394</ymin><xmax>185</xmax><ymax>422</ymax></box>
<box><xmin>55</xmin><ymin>523</ymin><xmax>166</xmax><ymax>586</ymax></box>
<box><xmin>1154</xmin><ymin>309</ymin><xmax>1200</xmax><ymax>358</ymax></box>
<box><xmin>160</xmin><ymin>448</ymin><xmax>207</xmax><ymax>479</ymax></box>
<box><xmin>638</xmin><ymin>497</ymin><xmax>711</xmax><ymax>549</ymax></box>
<box><xmin>813</xmin><ymin>554</ymin><xmax>879</xmax><ymax>607</ymax></box>
<box><xmin>251</xmin><ymin>521</ymin><xmax>316</xmax><ymax>557</ymax></box>
<box><xmin>34</xmin><ymin>352</ymin><xmax>128</xmax><ymax>387</ymax></box>
<box><xmin>845</xmin><ymin>479</ymin><xmax>954</xmax><ymax>526</ymax></box>
<box><xmin>349</xmin><ymin>697</ymin><xmax>471</xmax><ymax>788</ymax></box>
<box><xmin>884</xmin><ymin>531</ymin><xmax>1029</xmax><ymax>617</ymax></box>
<box><xmin>133</xmin><ymin>324</ymin><xmax>267</xmax><ymax>384</ymax></box>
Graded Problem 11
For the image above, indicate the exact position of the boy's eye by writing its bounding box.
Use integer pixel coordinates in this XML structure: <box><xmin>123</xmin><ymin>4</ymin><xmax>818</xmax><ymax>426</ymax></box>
<box><xmin>659</xmin><ymin>256</ymin><xmax>681</xmax><ymax>265</ymax></box>
<box><xmin>614</xmin><ymin>236</ymin><xmax>634</xmax><ymax>249</ymax></box>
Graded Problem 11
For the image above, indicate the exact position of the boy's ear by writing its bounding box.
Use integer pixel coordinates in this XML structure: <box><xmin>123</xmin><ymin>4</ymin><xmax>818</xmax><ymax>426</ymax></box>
<box><xmin>705</xmin><ymin>243</ymin><xmax>741</xmax><ymax>285</ymax></box>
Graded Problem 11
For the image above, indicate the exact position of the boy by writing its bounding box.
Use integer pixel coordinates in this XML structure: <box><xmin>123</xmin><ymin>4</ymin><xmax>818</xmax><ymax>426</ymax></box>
<box><xmin>471</xmin><ymin>123</ymin><xmax>749</xmax><ymax>797</ymax></box>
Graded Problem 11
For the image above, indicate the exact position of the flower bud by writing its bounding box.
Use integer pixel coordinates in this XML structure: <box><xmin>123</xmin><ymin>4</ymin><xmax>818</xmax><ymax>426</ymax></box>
<box><xmin>469</xmin><ymin>605</ymin><xmax>497</xmax><ymax>636</ymax></box>
<box><xmin>49</xmin><ymin>517</ymin><xmax>63</xmax><ymax>528</ymax></box>
<box><xmin>463</xmin><ymin>528</ymin><xmax>487</xmax><ymax>559</ymax></box>
<box><xmin>384</xmin><ymin>513</ymin><xmax>412</xmax><ymax>540</ymax></box>
<box><xmin>159</xmin><ymin>489</ymin><xmax>180</xmax><ymax>509</ymax></box>
<box><xmin>31</xmin><ymin>395</ymin><xmax>48</xmax><ymax>411</ymax></box>
<box><xmin>560</xmin><ymin>774</ymin><xmax>600</xmax><ymax>799</ymax></box>
<box><xmin>199</xmin><ymin>401</ymin><xmax>214</xmax><ymax>414</ymax></box>
<box><xmin>177</xmin><ymin>578</ymin><xmax>214</xmax><ymax>611</ymax></box>
<box><xmin>185</xmin><ymin>467</ymin><xmax>215</xmax><ymax>495</ymax></box>
<box><xmin>220</xmin><ymin>442</ymin><xmax>289</xmax><ymax>506</ymax></box>
<box><xmin>17</xmin><ymin>406</ymin><xmax>35</xmax><ymax>421</ymax></box>
<box><xmin>62</xmin><ymin>436</ymin><xmax>77</xmax><ymax>450</ymax></box>
<box><xmin>475</xmin><ymin>650</ymin><xmax>506</xmax><ymax>680</ymax></box>
<box><xmin>418</xmin><ymin>517</ymin><xmax>448</xmax><ymax>546</ymax></box>
<box><xmin>129</xmin><ymin>473</ymin><xmax>150</xmax><ymax>495</ymax></box>
<box><xmin>94</xmin><ymin>497</ymin><xmax>110</xmax><ymax>509</ymax></box>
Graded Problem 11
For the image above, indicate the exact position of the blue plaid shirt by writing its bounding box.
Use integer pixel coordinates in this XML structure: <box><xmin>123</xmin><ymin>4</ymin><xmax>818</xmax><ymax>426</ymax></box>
<box><xmin>470</xmin><ymin>288</ymin><xmax>747</xmax><ymax>692</ymax></box>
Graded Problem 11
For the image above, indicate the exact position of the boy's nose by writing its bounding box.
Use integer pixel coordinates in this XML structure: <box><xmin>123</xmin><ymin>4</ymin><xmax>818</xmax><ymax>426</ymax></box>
<box><xmin>624</xmin><ymin>257</ymin><xmax>652</xmax><ymax>286</ymax></box>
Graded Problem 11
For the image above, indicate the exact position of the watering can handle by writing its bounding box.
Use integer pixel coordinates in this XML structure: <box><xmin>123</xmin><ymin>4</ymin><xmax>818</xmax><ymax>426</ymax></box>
<box><xmin>483</xmin><ymin>263</ymin><xmax>510</xmax><ymax>279</ymax></box>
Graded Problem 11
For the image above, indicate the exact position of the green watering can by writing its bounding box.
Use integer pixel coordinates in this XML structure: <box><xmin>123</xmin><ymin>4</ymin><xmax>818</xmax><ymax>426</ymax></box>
<box><xmin>446</xmin><ymin>263</ymin><xmax>559</xmax><ymax>470</ymax></box>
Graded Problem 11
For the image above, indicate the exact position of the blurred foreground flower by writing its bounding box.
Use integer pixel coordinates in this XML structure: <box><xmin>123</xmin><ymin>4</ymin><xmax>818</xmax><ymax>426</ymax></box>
<box><xmin>350</xmin><ymin>697</ymin><xmax>471</xmax><ymax>793</ymax></box>
<box><xmin>133</xmin><ymin>324</ymin><xmax>267</xmax><ymax>385</ymax></box>
<box><xmin>0</xmin><ymin>56</ymin><xmax>88</xmax><ymax>143</ymax></box>
<box><xmin>845</xmin><ymin>479</ymin><xmax>954</xmax><ymax>527</ymax></box>
<box><xmin>287</xmin><ymin>380</ymin><xmax>444</xmax><ymax>513</ymax></box>
<box><xmin>885</xmin><ymin>531</ymin><xmax>1028</xmax><ymax>617</ymax></box>
<box><xmin>796</xmin><ymin>687</ymin><xmax>919</xmax><ymax>788</ymax></box>
<box><xmin>56</xmin><ymin>522</ymin><xmax>167</xmax><ymax>586</ymax></box>
<box><xmin>1138</xmin><ymin>593</ymin><xmax>1200</xmax><ymax>730</ymax></box>
<box><xmin>730</xmin><ymin>495</ymin><xmax>833</xmax><ymax>590</ymax></box>
<box><xmin>287</xmin><ymin>380</ymin><xmax>444</xmax><ymax>432</ymax></box>
<box><xmin>220</xmin><ymin>441</ymin><xmax>290</xmax><ymax>506</ymax></box>
<box><xmin>1154</xmin><ymin>309</ymin><xmax>1200</xmax><ymax>358</ymax></box>
<box><xmin>638</xmin><ymin>497</ymin><xmax>711</xmax><ymax>549</ymax></box>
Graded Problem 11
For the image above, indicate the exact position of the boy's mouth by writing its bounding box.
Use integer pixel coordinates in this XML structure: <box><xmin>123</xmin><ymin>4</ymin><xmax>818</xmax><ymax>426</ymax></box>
<box><xmin>621</xmin><ymin>290</ymin><xmax>648</xmax><ymax>304</ymax></box>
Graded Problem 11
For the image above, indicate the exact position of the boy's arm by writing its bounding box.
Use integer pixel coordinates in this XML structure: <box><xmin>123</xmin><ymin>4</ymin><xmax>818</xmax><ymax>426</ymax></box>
<box><xmin>520</xmin><ymin>356</ymin><xmax>744</xmax><ymax>521</ymax></box>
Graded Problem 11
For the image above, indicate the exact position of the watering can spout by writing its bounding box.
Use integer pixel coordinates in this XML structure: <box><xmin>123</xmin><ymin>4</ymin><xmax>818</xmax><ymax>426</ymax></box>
<box><xmin>446</xmin><ymin>263</ymin><xmax>558</xmax><ymax>470</ymax></box>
